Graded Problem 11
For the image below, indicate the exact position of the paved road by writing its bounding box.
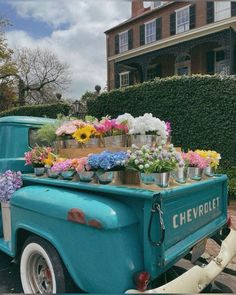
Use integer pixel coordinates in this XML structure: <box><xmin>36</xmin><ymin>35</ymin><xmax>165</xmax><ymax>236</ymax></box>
<box><xmin>0</xmin><ymin>250</ymin><xmax>236</xmax><ymax>293</ymax></box>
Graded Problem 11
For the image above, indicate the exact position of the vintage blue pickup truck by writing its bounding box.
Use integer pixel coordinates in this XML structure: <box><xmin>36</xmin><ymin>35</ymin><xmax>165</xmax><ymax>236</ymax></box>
<box><xmin>0</xmin><ymin>116</ymin><xmax>235</xmax><ymax>294</ymax></box>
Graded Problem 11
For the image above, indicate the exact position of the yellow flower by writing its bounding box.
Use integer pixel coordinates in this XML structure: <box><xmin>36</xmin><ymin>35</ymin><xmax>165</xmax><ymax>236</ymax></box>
<box><xmin>195</xmin><ymin>149</ymin><xmax>221</xmax><ymax>168</ymax></box>
<box><xmin>73</xmin><ymin>127</ymin><xmax>91</xmax><ymax>143</ymax></box>
<box><xmin>44</xmin><ymin>153</ymin><xmax>57</xmax><ymax>167</ymax></box>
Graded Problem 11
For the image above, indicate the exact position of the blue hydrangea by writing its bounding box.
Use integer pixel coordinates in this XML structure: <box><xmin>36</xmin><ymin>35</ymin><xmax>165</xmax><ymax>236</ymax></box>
<box><xmin>0</xmin><ymin>170</ymin><xmax>23</xmax><ymax>203</ymax></box>
<box><xmin>88</xmin><ymin>151</ymin><xmax>128</xmax><ymax>171</ymax></box>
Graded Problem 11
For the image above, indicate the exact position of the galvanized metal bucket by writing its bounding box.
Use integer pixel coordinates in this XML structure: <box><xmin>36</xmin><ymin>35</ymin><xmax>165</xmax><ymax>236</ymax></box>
<box><xmin>34</xmin><ymin>167</ymin><xmax>45</xmax><ymax>176</ymax></box>
<box><xmin>96</xmin><ymin>171</ymin><xmax>114</xmax><ymax>184</ymax></box>
<box><xmin>140</xmin><ymin>173</ymin><xmax>155</xmax><ymax>185</ymax></box>
<box><xmin>78</xmin><ymin>171</ymin><xmax>95</xmax><ymax>182</ymax></box>
<box><xmin>46</xmin><ymin>168</ymin><xmax>59</xmax><ymax>178</ymax></box>
<box><xmin>188</xmin><ymin>167</ymin><xmax>204</xmax><ymax>181</ymax></box>
<box><xmin>129</xmin><ymin>135</ymin><xmax>161</xmax><ymax>147</ymax></box>
<box><xmin>205</xmin><ymin>166</ymin><xmax>215</xmax><ymax>177</ymax></box>
<box><xmin>172</xmin><ymin>167</ymin><xmax>188</xmax><ymax>184</ymax></box>
<box><xmin>154</xmin><ymin>172</ymin><xmax>170</xmax><ymax>187</ymax></box>
<box><xmin>1</xmin><ymin>202</ymin><xmax>11</xmax><ymax>242</ymax></box>
<box><xmin>103</xmin><ymin>135</ymin><xmax>127</xmax><ymax>148</ymax></box>
<box><xmin>60</xmin><ymin>170</ymin><xmax>75</xmax><ymax>180</ymax></box>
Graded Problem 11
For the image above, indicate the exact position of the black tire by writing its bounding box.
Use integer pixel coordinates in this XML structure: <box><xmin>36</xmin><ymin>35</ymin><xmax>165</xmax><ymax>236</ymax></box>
<box><xmin>20</xmin><ymin>235</ymin><xmax>66</xmax><ymax>294</ymax></box>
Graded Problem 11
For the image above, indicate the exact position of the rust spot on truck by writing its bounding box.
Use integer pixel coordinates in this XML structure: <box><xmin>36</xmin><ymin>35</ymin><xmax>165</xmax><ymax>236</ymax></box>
<box><xmin>67</xmin><ymin>208</ymin><xmax>86</xmax><ymax>224</ymax></box>
<box><xmin>88</xmin><ymin>219</ymin><xmax>103</xmax><ymax>229</ymax></box>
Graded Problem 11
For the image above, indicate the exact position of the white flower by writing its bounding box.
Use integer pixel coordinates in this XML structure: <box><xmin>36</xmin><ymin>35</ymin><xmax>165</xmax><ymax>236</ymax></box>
<box><xmin>134</xmin><ymin>159</ymin><xmax>139</xmax><ymax>165</ymax></box>
<box><xmin>116</xmin><ymin>113</ymin><xmax>135</xmax><ymax>129</ymax></box>
<box><xmin>145</xmin><ymin>164</ymin><xmax>150</xmax><ymax>169</ymax></box>
<box><xmin>139</xmin><ymin>165</ymin><xmax>144</xmax><ymax>170</ymax></box>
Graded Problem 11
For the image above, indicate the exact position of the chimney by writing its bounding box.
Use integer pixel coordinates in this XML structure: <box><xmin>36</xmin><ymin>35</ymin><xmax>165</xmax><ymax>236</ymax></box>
<box><xmin>131</xmin><ymin>0</ymin><xmax>145</xmax><ymax>18</ymax></box>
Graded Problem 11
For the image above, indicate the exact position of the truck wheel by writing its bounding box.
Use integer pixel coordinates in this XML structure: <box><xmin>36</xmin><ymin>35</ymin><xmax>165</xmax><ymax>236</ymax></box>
<box><xmin>20</xmin><ymin>236</ymin><xmax>66</xmax><ymax>294</ymax></box>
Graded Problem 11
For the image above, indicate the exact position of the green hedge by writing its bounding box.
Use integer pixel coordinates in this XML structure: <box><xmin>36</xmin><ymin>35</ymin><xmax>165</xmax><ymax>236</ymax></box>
<box><xmin>0</xmin><ymin>103</ymin><xmax>71</xmax><ymax>119</ymax></box>
<box><xmin>88</xmin><ymin>75</ymin><xmax>236</xmax><ymax>167</ymax></box>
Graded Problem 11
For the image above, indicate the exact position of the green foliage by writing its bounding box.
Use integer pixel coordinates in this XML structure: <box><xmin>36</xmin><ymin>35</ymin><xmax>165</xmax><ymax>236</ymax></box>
<box><xmin>36</xmin><ymin>123</ymin><xmax>58</xmax><ymax>146</ymax></box>
<box><xmin>87</xmin><ymin>75</ymin><xmax>236</xmax><ymax>167</ymax></box>
<box><xmin>217</xmin><ymin>167</ymin><xmax>236</xmax><ymax>198</ymax></box>
<box><xmin>0</xmin><ymin>103</ymin><xmax>71</xmax><ymax>119</ymax></box>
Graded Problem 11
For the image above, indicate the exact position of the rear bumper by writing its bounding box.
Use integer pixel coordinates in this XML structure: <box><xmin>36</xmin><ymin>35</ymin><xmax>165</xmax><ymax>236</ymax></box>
<box><xmin>126</xmin><ymin>229</ymin><xmax>236</xmax><ymax>294</ymax></box>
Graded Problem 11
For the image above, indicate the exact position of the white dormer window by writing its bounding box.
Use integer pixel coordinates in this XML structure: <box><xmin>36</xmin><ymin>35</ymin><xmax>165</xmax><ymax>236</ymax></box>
<box><xmin>152</xmin><ymin>1</ymin><xmax>165</xmax><ymax>9</ymax></box>
<box><xmin>145</xmin><ymin>20</ymin><xmax>156</xmax><ymax>44</ymax></box>
<box><xmin>215</xmin><ymin>1</ymin><xmax>231</xmax><ymax>22</ymax></box>
<box><xmin>119</xmin><ymin>31</ymin><xmax>128</xmax><ymax>53</ymax></box>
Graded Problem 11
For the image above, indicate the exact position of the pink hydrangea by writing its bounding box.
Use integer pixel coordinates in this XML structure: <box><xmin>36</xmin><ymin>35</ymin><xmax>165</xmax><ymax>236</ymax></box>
<box><xmin>51</xmin><ymin>159</ymin><xmax>73</xmax><ymax>172</ymax></box>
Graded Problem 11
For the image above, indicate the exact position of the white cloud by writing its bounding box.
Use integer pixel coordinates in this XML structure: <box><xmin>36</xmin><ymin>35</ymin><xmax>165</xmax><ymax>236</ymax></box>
<box><xmin>6</xmin><ymin>0</ymin><xmax>130</xmax><ymax>99</ymax></box>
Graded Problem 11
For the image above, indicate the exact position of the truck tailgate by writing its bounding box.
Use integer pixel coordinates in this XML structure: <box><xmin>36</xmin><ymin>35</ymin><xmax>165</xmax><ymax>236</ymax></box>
<box><xmin>147</xmin><ymin>175</ymin><xmax>228</xmax><ymax>277</ymax></box>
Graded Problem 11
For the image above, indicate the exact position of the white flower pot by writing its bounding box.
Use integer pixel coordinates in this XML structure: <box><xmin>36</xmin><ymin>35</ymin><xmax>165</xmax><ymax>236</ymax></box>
<box><xmin>1</xmin><ymin>202</ymin><xmax>11</xmax><ymax>242</ymax></box>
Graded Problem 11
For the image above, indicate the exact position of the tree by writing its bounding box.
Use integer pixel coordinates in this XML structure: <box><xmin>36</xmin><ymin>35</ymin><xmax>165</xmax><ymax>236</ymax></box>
<box><xmin>0</xmin><ymin>18</ymin><xmax>18</xmax><ymax>111</ymax></box>
<box><xmin>14</xmin><ymin>47</ymin><xmax>71</xmax><ymax>105</ymax></box>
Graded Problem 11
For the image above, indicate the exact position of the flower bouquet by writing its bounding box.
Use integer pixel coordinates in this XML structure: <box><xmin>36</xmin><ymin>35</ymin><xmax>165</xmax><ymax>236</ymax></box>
<box><xmin>127</xmin><ymin>144</ymin><xmax>181</xmax><ymax>187</ymax></box>
<box><xmin>0</xmin><ymin>170</ymin><xmax>22</xmax><ymax>241</ymax></box>
<box><xmin>75</xmin><ymin>157</ymin><xmax>94</xmax><ymax>182</ymax></box>
<box><xmin>94</xmin><ymin>117</ymin><xmax>128</xmax><ymax>148</ymax></box>
<box><xmin>44</xmin><ymin>152</ymin><xmax>59</xmax><ymax>178</ymax></box>
<box><xmin>25</xmin><ymin>146</ymin><xmax>53</xmax><ymax>176</ymax></box>
<box><xmin>51</xmin><ymin>159</ymin><xmax>78</xmax><ymax>180</ymax></box>
<box><xmin>182</xmin><ymin>151</ymin><xmax>209</xmax><ymax>180</ymax></box>
<box><xmin>195</xmin><ymin>150</ymin><xmax>221</xmax><ymax>177</ymax></box>
<box><xmin>87</xmin><ymin>151</ymin><xmax>128</xmax><ymax>184</ymax></box>
<box><xmin>122</xmin><ymin>113</ymin><xmax>168</xmax><ymax>147</ymax></box>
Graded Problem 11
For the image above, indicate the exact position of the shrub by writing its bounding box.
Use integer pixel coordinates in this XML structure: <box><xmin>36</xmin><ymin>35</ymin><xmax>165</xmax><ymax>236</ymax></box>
<box><xmin>0</xmin><ymin>103</ymin><xmax>71</xmax><ymax>119</ymax></box>
<box><xmin>87</xmin><ymin>75</ymin><xmax>236</xmax><ymax>167</ymax></box>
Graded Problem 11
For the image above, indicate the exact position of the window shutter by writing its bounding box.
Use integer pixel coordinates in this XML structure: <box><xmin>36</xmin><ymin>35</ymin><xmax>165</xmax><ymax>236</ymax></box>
<box><xmin>156</xmin><ymin>18</ymin><xmax>162</xmax><ymax>41</ymax></box>
<box><xmin>170</xmin><ymin>13</ymin><xmax>176</xmax><ymax>36</ymax></box>
<box><xmin>207</xmin><ymin>2</ymin><xmax>214</xmax><ymax>24</ymax></box>
<box><xmin>140</xmin><ymin>24</ymin><xmax>145</xmax><ymax>46</ymax></box>
<box><xmin>206</xmin><ymin>51</ymin><xmax>215</xmax><ymax>74</ymax></box>
<box><xmin>128</xmin><ymin>29</ymin><xmax>133</xmax><ymax>50</ymax></box>
<box><xmin>190</xmin><ymin>4</ymin><xmax>196</xmax><ymax>29</ymax></box>
<box><xmin>115</xmin><ymin>34</ymin><xmax>119</xmax><ymax>54</ymax></box>
<box><xmin>234</xmin><ymin>46</ymin><xmax>236</xmax><ymax>74</ymax></box>
<box><xmin>231</xmin><ymin>1</ymin><xmax>236</xmax><ymax>17</ymax></box>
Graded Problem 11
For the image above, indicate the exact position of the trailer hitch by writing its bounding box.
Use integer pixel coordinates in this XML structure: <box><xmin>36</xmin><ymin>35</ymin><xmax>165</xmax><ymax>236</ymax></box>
<box><xmin>148</xmin><ymin>202</ymin><xmax>165</xmax><ymax>247</ymax></box>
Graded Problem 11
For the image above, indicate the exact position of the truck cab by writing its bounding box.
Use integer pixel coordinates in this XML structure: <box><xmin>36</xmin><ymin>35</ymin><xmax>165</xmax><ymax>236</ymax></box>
<box><xmin>0</xmin><ymin>116</ymin><xmax>235</xmax><ymax>294</ymax></box>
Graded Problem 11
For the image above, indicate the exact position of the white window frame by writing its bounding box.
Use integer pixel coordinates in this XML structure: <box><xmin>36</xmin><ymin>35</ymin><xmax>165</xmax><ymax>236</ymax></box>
<box><xmin>145</xmin><ymin>19</ymin><xmax>156</xmax><ymax>44</ymax></box>
<box><xmin>214</xmin><ymin>1</ymin><xmax>231</xmax><ymax>22</ymax></box>
<box><xmin>151</xmin><ymin>1</ymin><xmax>165</xmax><ymax>9</ymax></box>
<box><xmin>119</xmin><ymin>30</ymin><xmax>128</xmax><ymax>53</ymax></box>
<box><xmin>119</xmin><ymin>71</ymin><xmax>130</xmax><ymax>87</ymax></box>
<box><xmin>175</xmin><ymin>54</ymin><xmax>191</xmax><ymax>76</ymax></box>
<box><xmin>214</xmin><ymin>47</ymin><xmax>230</xmax><ymax>75</ymax></box>
<box><xmin>175</xmin><ymin>5</ymin><xmax>190</xmax><ymax>35</ymax></box>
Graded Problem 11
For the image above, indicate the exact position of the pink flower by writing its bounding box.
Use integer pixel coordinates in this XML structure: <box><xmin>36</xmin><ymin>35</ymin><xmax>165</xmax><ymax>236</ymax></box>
<box><xmin>182</xmin><ymin>151</ymin><xmax>209</xmax><ymax>169</ymax></box>
<box><xmin>75</xmin><ymin>157</ymin><xmax>91</xmax><ymax>172</ymax></box>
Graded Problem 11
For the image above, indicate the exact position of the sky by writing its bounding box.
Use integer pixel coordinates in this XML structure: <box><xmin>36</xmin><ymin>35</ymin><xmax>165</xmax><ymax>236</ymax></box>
<box><xmin>0</xmin><ymin>0</ymin><xmax>133</xmax><ymax>100</ymax></box>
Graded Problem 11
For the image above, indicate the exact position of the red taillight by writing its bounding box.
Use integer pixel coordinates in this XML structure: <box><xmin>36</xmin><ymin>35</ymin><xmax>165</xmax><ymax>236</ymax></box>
<box><xmin>133</xmin><ymin>271</ymin><xmax>150</xmax><ymax>292</ymax></box>
<box><xmin>227</xmin><ymin>216</ymin><xmax>232</xmax><ymax>228</ymax></box>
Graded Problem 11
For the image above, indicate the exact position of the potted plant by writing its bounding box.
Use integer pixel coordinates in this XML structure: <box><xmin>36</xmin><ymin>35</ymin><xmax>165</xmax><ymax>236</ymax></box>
<box><xmin>51</xmin><ymin>159</ymin><xmax>77</xmax><ymax>180</ymax></box>
<box><xmin>182</xmin><ymin>151</ymin><xmax>209</xmax><ymax>181</ymax></box>
<box><xmin>127</xmin><ymin>113</ymin><xmax>168</xmax><ymax>147</ymax></box>
<box><xmin>87</xmin><ymin>151</ymin><xmax>128</xmax><ymax>184</ymax></box>
<box><xmin>24</xmin><ymin>146</ymin><xmax>53</xmax><ymax>176</ymax></box>
<box><xmin>0</xmin><ymin>170</ymin><xmax>22</xmax><ymax>241</ymax></box>
<box><xmin>195</xmin><ymin>150</ymin><xmax>221</xmax><ymax>177</ymax></box>
<box><xmin>127</xmin><ymin>144</ymin><xmax>181</xmax><ymax>187</ymax></box>
<box><xmin>94</xmin><ymin>117</ymin><xmax>128</xmax><ymax>148</ymax></box>
<box><xmin>75</xmin><ymin>157</ymin><xmax>94</xmax><ymax>182</ymax></box>
<box><xmin>44</xmin><ymin>152</ymin><xmax>59</xmax><ymax>178</ymax></box>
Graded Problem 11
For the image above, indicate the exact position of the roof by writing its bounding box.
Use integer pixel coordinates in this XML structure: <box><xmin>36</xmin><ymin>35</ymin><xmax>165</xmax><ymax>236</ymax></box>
<box><xmin>104</xmin><ymin>2</ymin><xmax>174</xmax><ymax>34</ymax></box>
<box><xmin>0</xmin><ymin>116</ymin><xmax>56</xmax><ymax>126</ymax></box>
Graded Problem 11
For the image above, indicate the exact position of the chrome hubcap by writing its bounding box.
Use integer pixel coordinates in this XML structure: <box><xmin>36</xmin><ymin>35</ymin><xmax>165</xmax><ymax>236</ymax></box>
<box><xmin>27</xmin><ymin>253</ymin><xmax>53</xmax><ymax>293</ymax></box>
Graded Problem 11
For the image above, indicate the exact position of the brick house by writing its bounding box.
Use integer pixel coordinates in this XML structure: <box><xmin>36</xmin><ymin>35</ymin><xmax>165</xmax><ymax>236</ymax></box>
<box><xmin>105</xmin><ymin>1</ymin><xmax>236</xmax><ymax>90</ymax></box>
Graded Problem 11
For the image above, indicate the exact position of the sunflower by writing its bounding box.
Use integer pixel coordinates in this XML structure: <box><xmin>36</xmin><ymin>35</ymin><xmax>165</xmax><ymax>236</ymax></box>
<box><xmin>73</xmin><ymin>127</ymin><xmax>92</xmax><ymax>143</ymax></box>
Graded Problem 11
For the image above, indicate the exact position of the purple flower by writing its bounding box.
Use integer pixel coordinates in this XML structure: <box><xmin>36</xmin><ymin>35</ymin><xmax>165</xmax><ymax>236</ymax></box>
<box><xmin>0</xmin><ymin>170</ymin><xmax>23</xmax><ymax>203</ymax></box>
